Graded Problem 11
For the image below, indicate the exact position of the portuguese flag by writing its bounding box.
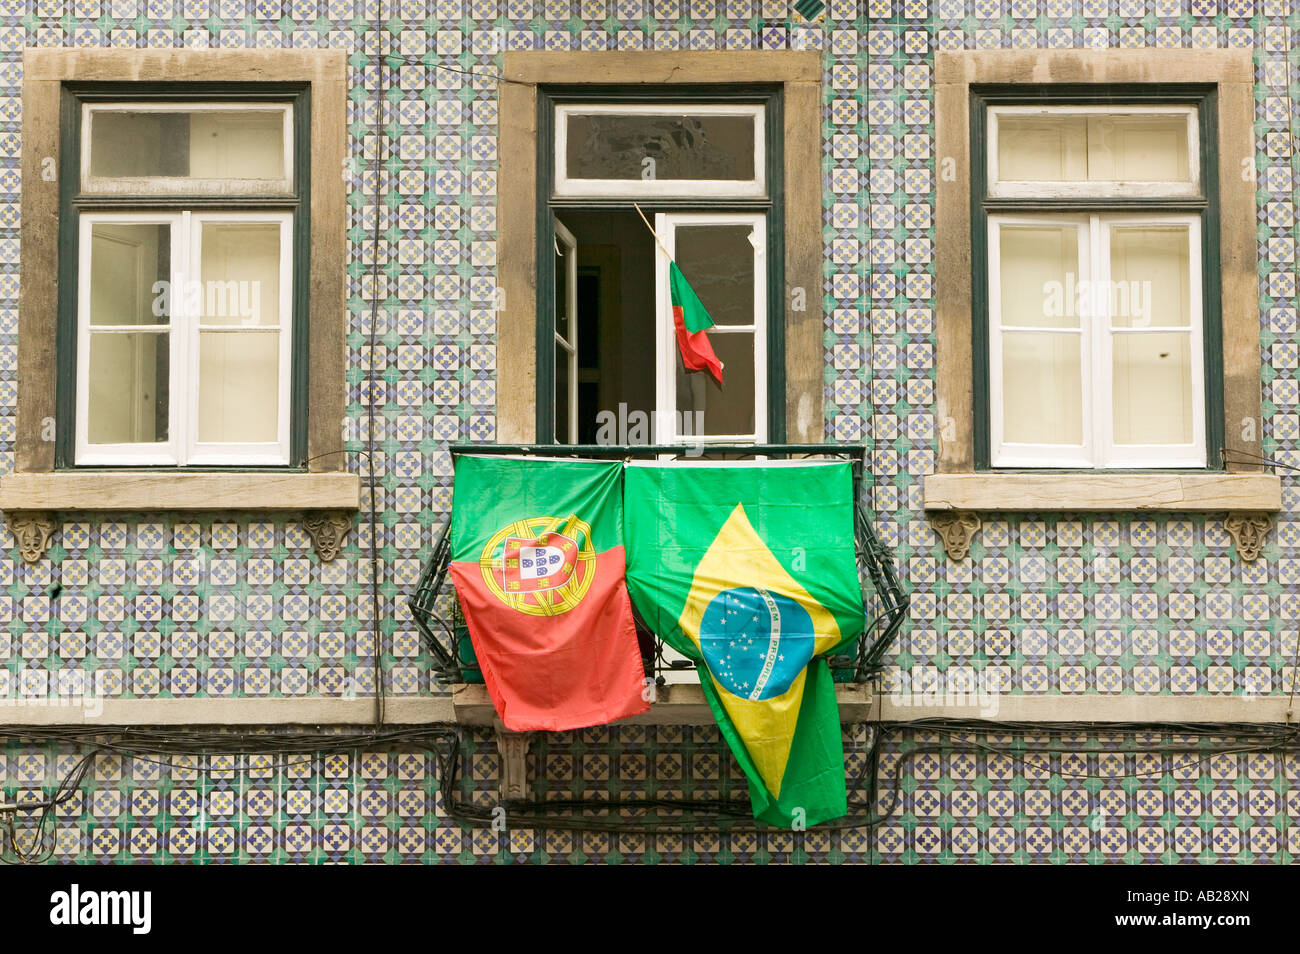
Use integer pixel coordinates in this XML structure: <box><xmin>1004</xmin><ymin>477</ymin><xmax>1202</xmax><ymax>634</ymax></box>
<box><xmin>449</xmin><ymin>456</ymin><xmax>650</xmax><ymax>731</ymax></box>
<box><xmin>670</xmin><ymin>261</ymin><xmax>724</xmax><ymax>386</ymax></box>
<box><xmin>624</xmin><ymin>461</ymin><xmax>865</xmax><ymax>827</ymax></box>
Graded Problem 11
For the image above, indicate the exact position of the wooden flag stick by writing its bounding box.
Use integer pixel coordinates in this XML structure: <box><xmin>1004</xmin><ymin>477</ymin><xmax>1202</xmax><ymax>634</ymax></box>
<box><xmin>633</xmin><ymin>203</ymin><xmax>672</xmax><ymax>258</ymax></box>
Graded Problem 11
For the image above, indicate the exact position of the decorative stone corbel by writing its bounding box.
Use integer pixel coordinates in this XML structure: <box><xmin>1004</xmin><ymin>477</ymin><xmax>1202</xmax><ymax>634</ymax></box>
<box><xmin>302</xmin><ymin>511</ymin><xmax>353</xmax><ymax>562</ymax></box>
<box><xmin>1224</xmin><ymin>512</ymin><xmax>1272</xmax><ymax>562</ymax></box>
<box><xmin>9</xmin><ymin>512</ymin><xmax>56</xmax><ymax>564</ymax></box>
<box><xmin>494</xmin><ymin>726</ymin><xmax>533</xmax><ymax>802</ymax></box>
<box><xmin>930</xmin><ymin>510</ymin><xmax>981</xmax><ymax>561</ymax></box>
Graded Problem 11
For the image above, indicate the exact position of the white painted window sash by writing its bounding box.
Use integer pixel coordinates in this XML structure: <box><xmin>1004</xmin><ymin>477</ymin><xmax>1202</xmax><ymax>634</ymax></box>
<box><xmin>75</xmin><ymin>211</ymin><xmax>185</xmax><ymax>467</ymax></box>
<box><xmin>988</xmin><ymin>212</ymin><xmax>1206</xmax><ymax>469</ymax></box>
<box><xmin>184</xmin><ymin>211</ymin><xmax>294</xmax><ymax>466</ymax></box>
<box><xmin>653</xmin><ymin>211</ymin><xmax>767</xmax><ymax>445</ymax></box>
<box><xmin>553</xmin><ymin>217</ymin><xmax>579</xmax><ymax>445</ymax></box>
<box><xmin>988</xmin><ymin>214</ymin><xmax>1095</xmax><ymax>468</ymax></box>
<box><xmin>554</xmin><ymin>103</ymin><xmax>765</xmax><ymax>199</ymax></box>
<box><xmin>75</xmin><ymin>210</ymin><xmax>293</xmax><ymax>467</ymax></box>
<box><xmin>987</xmin><ymin>105</ymin><xmax>1200</xmax><ymax>200</ymax></box>
<box><xmin>1096</xmin><ymin>212</ymin><xmax>1205</xmax><ymax>468</ymax></box>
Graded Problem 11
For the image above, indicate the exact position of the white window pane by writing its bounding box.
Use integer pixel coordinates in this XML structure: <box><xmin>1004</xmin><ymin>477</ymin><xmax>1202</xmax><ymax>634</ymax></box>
<box><xmin>88</xmin><ymin>108</ymin><xmax>287</xmax><ymax>182</ymax></box>
<box><xmin>999</xmin><ymin>225</ymin><xmax>1080</xmax><ymax>328</ymax></box>
<box><xmin>1113</xmin><ymin>332</ymin><xmax>1193</xmax><ymax>445</ymax></box>
<box><xmin>997</xmin><ymin>116</ymin><xmax>1087</xmax><ymax>181</ymax></box>
<box><xmin>88</xmin><ymin>332</ymin><xmax>168</xmax><ymax>444</ymax></box>
<box><xmin>200</xmin><ymin>223</ymin><xmax>282</xmax><ymax>326</ymax></box>
<box><xmin>198</xmin><ymin>331</ymin><xmax>279</xmax><ymax>443</ymax></box>
<box><xmin>1001</xmin><ymin>332</ymin><xmax>1083</xmax><ymax>445</ymax></box>
<box><xmin>677</xmin><ymin>333</ymin><xmax>754</xmax><ymax>437</ymax></box>
<box><xmin>1088</xmin><ymin>116</ymin><xmax>1189</xmax><ymax>182</ymax></box>
<box><xmin>566</xmin><ymin>113</ymin><xmax>755</xmax><ymax>181</ymax></box>
<box><xmin>996</xmin><ymin>111</ymin><xmax>1191</xmax><ymax>184</ymax></box>
<box><xmin>1109</xmin><ymin>226</ymin><xmax>1191</xmax><ymax>328</ymax></box>
<box><xmin>673</xmin><ymin>225</ymin><xmax>755</xmax><ymax>327</ymax></box>
<box><xmin>90</xmin><ymin>223</ymin><xmax>169</xmax><ymax>326</ymax></box>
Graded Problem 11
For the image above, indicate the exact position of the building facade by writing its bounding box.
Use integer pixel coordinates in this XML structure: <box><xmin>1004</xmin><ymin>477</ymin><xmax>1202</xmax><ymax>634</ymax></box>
<box><xmin>0</xmin><ymin>0</ymin><xmax>1295</xmax><ymax>864</ymax></box>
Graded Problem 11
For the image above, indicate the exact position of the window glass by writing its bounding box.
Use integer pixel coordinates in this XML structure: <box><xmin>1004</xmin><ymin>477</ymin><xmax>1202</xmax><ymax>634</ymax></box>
<box><xmin>85</xmin><ymin>105</ymin><xmax>291</xmax><ymax>189</ymax></box>
<box><xmin>1109</xmin><ymin>223</ymin><xmax>1195</xmax><ymax>446</ymax></box>
<box><xmin>198</xmin><ymin>222</ymin><xmax>282</xmax><ymax>326</ymax></box>
<box><xmin>1112</xmin><ymin>333</ymin><xmax>1193</xmax><ymax>446</ymax></box>
<box><xmin>672</xmin><ymin>224</ymin><xmax>756</xmax><ymax>326</ymax></box>
<box><xmin>990</xmin><ymin>107</ymin><xmax>1197</xmax><ymax>199</ymax></box>
<box><xmin>1001</xmin><ymin>333</ymin><xmax>1083</xmax><ymax>445</ymax></box>
<box><xmin>88</xmin><ymin>332</ymin><xmax>168</xmax><ymax>445</ymax></box>
<box><xmin>89</xmin><ymin>222</ymin><xmax>169</xmax><ymax>326</ymax></box>
<box><xmin>554</xmin><ymin>104</ymin><xmax>764</xmax><ymax>198</ymax></box>
<box><xmin>565</xmin><ymin>112</ymin><xmax>755</xmax><ymax>181</ymax></box>
<box><xmin>997</xmin><ymin>224</ymin><xmax>1080</xmax><ymax>329</ymax></box>
<box><xmin>198</xmin><ymin>331</ymin><xmax>279</xmax><ymax>443</ymax></box>
<box><xmin>677</xmin><ymin>334</ymin><xmax>756</xmax><ymax>437</ymax></box>
<box><xmin>86</xmin><ymin>221</ymin><xmax>171</xmax><ymax>446</ymax></box>
<box><xmin>1108</xmin><ymin>225</ymin><xmax>1190</xmax><ymax>329</ymax></box>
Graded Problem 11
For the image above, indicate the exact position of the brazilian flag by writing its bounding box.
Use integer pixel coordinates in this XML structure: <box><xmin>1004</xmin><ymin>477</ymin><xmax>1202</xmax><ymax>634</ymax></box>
<box><xmin>624</xmin><ymin>461</ymin><xmax>865</xmax><ymax>827</ymax></box>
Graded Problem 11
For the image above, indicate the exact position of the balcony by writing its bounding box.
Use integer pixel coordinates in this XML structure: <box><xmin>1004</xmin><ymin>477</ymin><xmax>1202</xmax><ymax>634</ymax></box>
<box><xmin>409</xmin><ymin>443</ymin><xmax>908</xmax><ymax>725</ymax></box>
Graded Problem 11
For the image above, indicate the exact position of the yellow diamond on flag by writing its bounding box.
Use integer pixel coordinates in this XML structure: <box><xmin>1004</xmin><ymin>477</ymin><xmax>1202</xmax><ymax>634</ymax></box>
<box><xmin>678</xmin><ymin>503</ymin><xmax>842</xmax><ymax>800</ymax></box>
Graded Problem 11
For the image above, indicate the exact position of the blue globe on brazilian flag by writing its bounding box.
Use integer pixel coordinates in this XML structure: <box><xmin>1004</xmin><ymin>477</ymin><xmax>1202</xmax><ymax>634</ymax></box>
<box><xmin>625</xmin><ymin>461</ymin><xmax>866</xmax><ymax>828</ymax></box>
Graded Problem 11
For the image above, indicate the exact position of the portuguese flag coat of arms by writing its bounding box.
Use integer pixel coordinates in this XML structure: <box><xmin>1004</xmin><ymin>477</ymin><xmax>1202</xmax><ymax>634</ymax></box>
<box><xmin>624</xmin><ymin>461</ymin><xmax>865</xmax><ymax>827</ymax></box>
<box><xmin>449</xmin><ymin>456</ymin><xmax>650</xmax><ymax>731</ymax></box>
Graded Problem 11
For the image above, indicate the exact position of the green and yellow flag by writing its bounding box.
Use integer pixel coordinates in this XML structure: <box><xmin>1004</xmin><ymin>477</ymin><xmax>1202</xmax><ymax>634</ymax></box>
<box><xmin>624</xmin><ymin>461</ymin><xmax>864</xmax><ymax>827</ymax></box>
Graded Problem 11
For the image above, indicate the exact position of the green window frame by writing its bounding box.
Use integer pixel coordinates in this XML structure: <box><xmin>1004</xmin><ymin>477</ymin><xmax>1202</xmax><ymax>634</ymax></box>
<box><xmin>533</xmin><ymin>84</ymin><xmax>786</xmax><ymax>445</ymax></box>
<box><xmin>55</xmin><ymin>82</ymin><xmax>313</xmax><ymax>469</ymax></box>
<box><xmin>970</xmin><ymin>83</ymin><xmax>1224</xmax><ymax>472</ymax></box>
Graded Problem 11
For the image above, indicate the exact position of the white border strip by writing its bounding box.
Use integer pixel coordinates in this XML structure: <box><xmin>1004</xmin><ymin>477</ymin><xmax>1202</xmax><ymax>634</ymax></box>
<box><xmin>0</xmin><ymin>693</ymin><xmax>1291</xmax><ymax>726</ymax></box>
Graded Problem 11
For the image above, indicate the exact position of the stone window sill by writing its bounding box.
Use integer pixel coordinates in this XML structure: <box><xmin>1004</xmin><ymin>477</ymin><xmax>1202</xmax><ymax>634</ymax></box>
<box><xmin>922</xmin><ymin>472</ymin><xmax>1281</xmax><ymax>560</ymax></box>
<box><xmin>0</xmin><ymin>471</ymin><xmax>361</xmax><ymax>562</ymax></box>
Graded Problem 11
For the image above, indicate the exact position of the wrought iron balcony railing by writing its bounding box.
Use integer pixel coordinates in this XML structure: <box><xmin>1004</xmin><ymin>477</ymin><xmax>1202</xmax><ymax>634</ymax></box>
<box><xmin>408</xmin><ymin>443</ymin><xmax>908</xmax><ymax>687</ymax></box>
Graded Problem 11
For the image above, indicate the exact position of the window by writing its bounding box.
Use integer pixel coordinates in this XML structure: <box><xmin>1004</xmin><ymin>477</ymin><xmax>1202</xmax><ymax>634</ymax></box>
<box><xmin>6</xmin><ymin>49</ymin><xmax>354</xmax><ymax>528</ymax></box>
<box><xmin>926</xmin><ymin>50</ymin><xmax>1276</xmax><ymax>525</ymax></box>
<box><xmin>538</xmin><ymin>88</ymin><xmax>781</xmax><ymax>445</ymax></box>
<box><xmin>495</xmin><ymin>52</ymin><xmax>823</xmax><ymax>448</ymax></box>
<box><xmin>63</xmin><ymin>94</ymin><xmax>305</xmax><ymax>467</ymax></box>
<box><xmin>976</xmin><ymin>93</ymin><xmax>1217</xmax><ymax>470</ymax></box>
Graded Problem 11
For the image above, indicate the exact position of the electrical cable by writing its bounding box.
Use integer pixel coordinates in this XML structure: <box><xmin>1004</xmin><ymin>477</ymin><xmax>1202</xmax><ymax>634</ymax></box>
<box><xmin>363</xmin><ymin>4</ymin><xmax>389</xmax><ymax>726</ymax></box>
<box><xmin>0</xmin><ymin>719</ymin><xmax>1293</xmax><ymax>856</ymax></box>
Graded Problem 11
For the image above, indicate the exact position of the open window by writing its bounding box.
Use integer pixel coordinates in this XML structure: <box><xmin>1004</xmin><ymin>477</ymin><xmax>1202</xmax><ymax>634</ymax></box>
<box><xmin>537</xmin><ymin>87</ymin><xmax>783</xmax><ymax>446</ymax></box>
<box><xmin>654</xmin><ymin>212</ymin><xmax>767</xmax><ymax>443</ymax></box>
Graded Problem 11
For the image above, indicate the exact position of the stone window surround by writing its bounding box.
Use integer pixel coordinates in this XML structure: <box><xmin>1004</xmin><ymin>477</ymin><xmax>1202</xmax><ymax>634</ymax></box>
<box><xmin>495</xmin><ymin>50</ymin><xmax>826</xmax><ymax>445</ymax></box>
<box><xmin>926</xmin><ymin>49</ymin><xmax>1281</xmax><ymax>561</ymax></box>
<box><xmin>0</xmin><ymin>49</ymin><xmax>359</xmax><ymax>561</ymax></box>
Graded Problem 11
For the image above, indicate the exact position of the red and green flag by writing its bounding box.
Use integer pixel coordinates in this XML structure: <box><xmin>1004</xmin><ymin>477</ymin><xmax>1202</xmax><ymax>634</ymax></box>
<box><xmin>624</xmin><ymin>461</ymin><xmax>865</xmax><ymax>827</ymax></box>
<box><xmin>449</xmin><ymin>455</ymin><xmax>650</xmax><ymax>731</ymax></box>
<box><xmin>670</xmin><ymin>260</ymin><xmax>724</xmax><ymax>386</ymax></box>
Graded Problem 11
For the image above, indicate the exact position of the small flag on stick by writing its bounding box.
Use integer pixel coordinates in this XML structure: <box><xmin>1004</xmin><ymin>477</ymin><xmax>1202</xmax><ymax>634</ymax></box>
<box><xmin>669</xmin><ymin>261</ymin><xmax>724</xmax><ymax>386</ymax></box>
<box><xmin>634</xmin><ymin>204</ymin><xmax>725</xmax><ymax>387</ymax></box>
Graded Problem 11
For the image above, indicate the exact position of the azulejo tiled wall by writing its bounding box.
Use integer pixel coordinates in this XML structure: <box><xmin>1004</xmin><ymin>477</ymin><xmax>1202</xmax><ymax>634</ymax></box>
<box><xmin>4</xmin><ymin>726</ymin><xmax>1295</xmax><ymax>862</ymax></box>
<box><xmin>0</xmin><ymin>0</ymin><xmax>1296</xmax><ymax>863</ymax></box>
